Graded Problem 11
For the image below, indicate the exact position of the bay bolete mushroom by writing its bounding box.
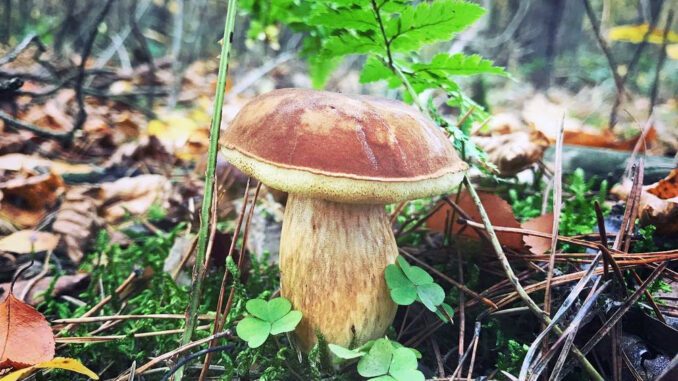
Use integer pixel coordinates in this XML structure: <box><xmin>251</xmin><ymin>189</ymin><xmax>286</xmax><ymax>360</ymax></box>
<box><xmin>222</xmin><ymin>88</ymin><xmax>467</xmax><ymax>351</ymax></box>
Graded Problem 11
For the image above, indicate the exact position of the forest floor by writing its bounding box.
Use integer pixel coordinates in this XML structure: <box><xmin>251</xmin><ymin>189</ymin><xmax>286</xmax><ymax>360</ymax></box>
<box><xmin>1</xmin><ymin>39</ymin><xmax>677</xmax><ymax>381</ymax></box>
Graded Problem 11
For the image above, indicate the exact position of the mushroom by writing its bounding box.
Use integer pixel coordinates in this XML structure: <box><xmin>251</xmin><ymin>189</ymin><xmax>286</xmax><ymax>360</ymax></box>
<box><xmin>222</xmin><ymin>88</ymin><xmax>467</xmax><ymax>351</ymax></box>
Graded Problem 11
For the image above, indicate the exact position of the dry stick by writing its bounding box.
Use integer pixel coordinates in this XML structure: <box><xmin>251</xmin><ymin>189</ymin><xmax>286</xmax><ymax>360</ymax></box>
<box><xmin>199</xmin><ymin>182</ymin><xmax>261</xmax><ymax>381</ymax></box>
<box><xmin>462</xmin><ymin>177</ymin><xmax>603</xmax><ymax>381</ymax></box>
<box><xmin>543</xmin><ymin>121</ymin><xmax>564</xmax><ymax>319</ymax></box>
<box><xmin>581</xmin><ymin>0</ymin><xmax>625</xmax><ymax>128</ymax></box>
<box><xmin>177</xmin><ymin>0</ymin><xmax>237</xmax><ymax>378</ymax></box>
<box><xmin>649</xmin><ymin>10</ymin><xmax>674</xmax><ymax>115</ymax></box>
<box><xmin>459</xmin><ymin>219</ymin><xmax>600</xmax><ymax>250</ymax></box>
<box><xmin>52</xmin><ymin>314</ymin><xmax>214</xmax><ymax>324</ymax></box>
<box><xmin>614</xmin><ymin>0</ymin><xmax>666</xmax><ymax>122</ymax></box>
<box><xmin>18</xmin><ymin>250</ymin><xmax>52</xmax><ymax>302</ymax></box>
<box><xmin>399</xmin><ymin>249</ymin><xmax>496</xmax><ymax>309</ymax></box>
<box><xmin>198</xmin><ymin>179</ymin><xmax>250</xmax><ymax>379</ymax></box>
<box><xmin>449</xmin><ymin>322</ymin><xmax>481</xmax><ymax>380</ymax></box>
<box><xmin>114</xmin><ymin>330</ymin><xmax>232</xmax><ymax>380</ymax></box>
<box><xmin>69</xmin><ymin>0</ymin><xmax>116</xmax><ymax>141</ymax></box>
<box><xmin>556</xmin><ymin>262</ymin><xmax>669</xmax><ymax>381</ymax></box>
<box><xmin>466</xmin><ymin>325</ymin><xmax>481</xmax><ymax>381</ymax></box>
<box><xmin>543</xmin><ymin>280</ymin><xmax>610</xmax><ymax>381</ymax></box>
<box><xmin>58</xmin><ymin>270</ymin><xmax>141</xmax><ymax>335</ymax></box>
<box><xmin>55</xmin><ymin>325</ymin><xmax>211</xmax><ymax>343</ymax></box>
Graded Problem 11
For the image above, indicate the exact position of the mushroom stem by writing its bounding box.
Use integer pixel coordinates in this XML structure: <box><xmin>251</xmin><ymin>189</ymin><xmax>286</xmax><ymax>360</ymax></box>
<box><xmin>280</xmin><ymin>194</ymin><xmax>398</xmax><ymax>351</ymax></box>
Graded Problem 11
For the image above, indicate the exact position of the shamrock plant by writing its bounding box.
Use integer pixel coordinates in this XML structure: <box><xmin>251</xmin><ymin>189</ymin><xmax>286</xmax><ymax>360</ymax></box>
<box><xmin>329</xmin><ymin>338</ymin><xmax>424</xmax><ymax>381</ymax></box>
<box><xmin>236</xmin><ymin>297</ymin><xmax>302</xmax><ymax>348</ymax></box>
<box><xmin>385</xmin><ymin>256</ymin><xmax>454</xmax><ymax>322</ymax></box>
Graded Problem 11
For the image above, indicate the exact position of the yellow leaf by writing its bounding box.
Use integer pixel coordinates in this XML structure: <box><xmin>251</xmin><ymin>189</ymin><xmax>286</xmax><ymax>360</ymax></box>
<box><xmin>0</xmin><ymin>357</ymin><xmax>99</xmax><ymax>381</ymax></box>
<box><xmin>668</xmin><ymin>44</ymin><xmax>678</xmax><ymax>60</ymax></box>
<box><xmin>608</xmin><ymin>24</ymin><xmax>678</xmax><ymax>44</ymax></box>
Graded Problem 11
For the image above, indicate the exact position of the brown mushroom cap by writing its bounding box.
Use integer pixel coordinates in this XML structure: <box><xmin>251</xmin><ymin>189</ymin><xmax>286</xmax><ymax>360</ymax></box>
<box><xmin>222</xmin><ymin>88</ymin><xmax>467</xmax><ymax>203</ymax></box>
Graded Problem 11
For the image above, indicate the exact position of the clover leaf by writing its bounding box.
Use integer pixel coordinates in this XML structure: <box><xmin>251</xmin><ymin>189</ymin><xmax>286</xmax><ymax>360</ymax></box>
<box><xmin>351</xmin><ymin>339</ymin><xmax>424</xmax><ymax>381</ymax></box>
<box><xmin>236</xmin><ymin>297</ymin><xmax>302</xmax><ymax>348</ymax></box>
<box><xmin>385</xmin><ymin>256</ymin><xmax>446</xmax><ymax>312</ymax></box>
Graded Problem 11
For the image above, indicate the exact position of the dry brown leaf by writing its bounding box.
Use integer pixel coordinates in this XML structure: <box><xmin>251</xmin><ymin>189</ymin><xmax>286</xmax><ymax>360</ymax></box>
<box><xmin>473</xmin><ymin>129</ymin><xmax>549</xmax><ymax>176</ymax></box>
<box><xmin>0</xmin><ymin>172</ymin><xmax>64</xmax><ymax>228</ymax></box>
<box><xmin>0</xmin><ymin>154</ymin><xmax>93</xmax><ymax>175</ymax></box>
<box><xmin>612</xmin><ymin>169</ymin><xmax>678</xmax><ymax>235</ymax></box>
<box><xmin>427</xmin><ymin>191</ymin><xmax>523</xmax><ymax>250</ymax></box>
<box><xmin>52</xmin><ymin>187</ymin><xmax>101</xmax><ymax>263</ymax></box>
<box><xmin>563</xmin><ymin>127</ymin><xmax>656</xmax><ymax>151</ymax></box>
<box><xmin>0</xmin><ymin>293</ymin><xmax>55</xmax><ymax>369</ymax></box>
<box><xmin>99</xmin><ymin>174</ymin><xmax>171</xmax><ymax>223</ymax></box>
<box><xmin>522</xmin><ymin>213</ymin><xmax>554</xmax><ymax>255</ymax></box>
<box><xmin>0</xmin><ymin>231</ymin><xmax>59</xmax><ymax>254</ymax></box>
<box><xmin>0</xmin><ymin>274</ymin><xmax>90</xmax><ymax>306</ymax></box>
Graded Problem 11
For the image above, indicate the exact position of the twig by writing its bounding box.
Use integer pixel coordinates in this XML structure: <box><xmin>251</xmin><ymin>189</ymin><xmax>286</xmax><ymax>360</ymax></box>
<box><xmin>52</xmin><ymin>314</ymin><xmax>214</xmax><ymax>324</ymax></box>
<box><xmin>58</xmin><ymin>269</ymin><xmax>145</xmax><ymax>335</ymax></box>
<box><xmin>399</xmin><ymin>249</ymin><xmax>497</xmax><ymax>309</ymax></box>
<box><xmin>649</xmin><ymin>10</ymin><xmax>674</xmax><ymax>115</ymax></box>
<box><xmin>177</xmin><ymin>1</ymin><xmax>238</xmax><ymax>379</ymax></box>
<box><xmin>581</xmin><ymin>0</ymin><xmax>625</xmax><ymax>128</ymax></box>
<box><xmin>68</xmin><ymin>0</ymin><xmax>117</xmax><ymax>141</ymax></box>
<box><xmin>199</xmin><ymin>181</ymin><xmax>261</xmax><ymax>381</ymax></box>
<box><xmin>114</xmin><ymin>330</ymin><xmax>233</xmax><ymax>380</ymax></box>
<box><xmin>0</xmin><ymin>33</ymin><xmax>45</xmax><ymax>66</ymax></box>
<box><xmin>612</xmin><ymin>0</ymin><xmax>666</xmax><ymax>123</ymax></box>
<box><xmin>18</xmin><ymin>250</ymin><xmax>52</xmax><ymax>302</ymax></box>
<box><xmin>55</xmin><ymin>324</ymin><xmax>211</xmax><ymax>343</ymax></box>
<box><xmin>544</xmin><ymin>118</ymin><xmax>564</xmax><ymax>319</ymax></box>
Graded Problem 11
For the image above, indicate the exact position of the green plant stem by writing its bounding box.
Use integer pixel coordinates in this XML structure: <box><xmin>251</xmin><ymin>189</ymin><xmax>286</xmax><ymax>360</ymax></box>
<box><xmin>176</xmin><ymin>0</ymin><xmax>239</xmax><ymax>380</ymax></box>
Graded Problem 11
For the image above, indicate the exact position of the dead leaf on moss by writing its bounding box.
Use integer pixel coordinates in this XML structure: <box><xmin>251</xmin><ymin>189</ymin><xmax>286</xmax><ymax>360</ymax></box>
<box><xmin>427</xmin><ymin>191</ymin><xmax>523</xmax><ymax>250</ymax></box>
<box><xmin>99</xmin><ymin>175</ymin><xmax>171</xmax><ymax>223</ymax></box>
<box><xmin>522</xmin><ymin>213</ymin><xmax>554</xmax><ymax>255</ymax></box>
<box><xmin>612</xmin><ymin>169</ymin><xmax>678</xmax><ymax>235</ymax></box>
<box><xmin>0</xmin><ymin>274</ymin><xmax>90</xmax><ymax>306</ymax></box>
<box><xmin>0</xmin><ymin>231</ymin><xmax>59</xmax><ymax>254</ymax></box>
<box><xmin>0</xmin><ymin>293</ymin><xmax>55</xmax><ymax>369</ymax></box>
<box><xmin>473</xmin><ymin>129</ymin><xmax>549</xmax><ymax>176</ymax></box>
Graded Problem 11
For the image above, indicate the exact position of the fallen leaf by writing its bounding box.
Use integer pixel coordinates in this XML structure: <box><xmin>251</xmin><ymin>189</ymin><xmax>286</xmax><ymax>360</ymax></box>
<box><xmin>0</xmin><ymin>293</ymin><xmax>55</xmax><ymax>369</ymax></box>
<box><xmin>608</xmin><ymin>24</ymin><xmax>678</xmax><ymax>44</ymax></box>
<box><xmin>427</xmin><ymin>191</ymin><xmax>523</xmax><ymax>250</ymax></box>
<box><xmin>522</xmin><ymin>213</ymin><xmax>554</xmax><ymax>255</ymax></box>
<box><xmin>52</xmin><ymin>187</ymin><xmax>101</xmax><ymax>263</ymax></box>
<box><xmin>473</xmin><ymin>129</ymin><xmax>549</xmax><ymax>176</ymax></box>
<box><xmin>0</xmin><ymin>154</ymin><xmax>93</xmax><ymax>175</ymax></box>
<box><xmin>0</xmin><ymin>172</ymin><xmax>64</xmax><ymax>228</ymax></box>
<box><xmin>611</xmin><ymin>169</ymin><xmax>678</xmax><ymax>235</ymax></box>
<box><xmin>0</xmin><ymin>274</ymin><xmax>90</xmax><ymax>306</ymax></box>
<box><xmin>0</xmin><ymin>357</ymin><xmax>98</xmax><ymax>380</ymax></box>
<box><xmin>563</xmin><ymin>127</ymin><xmax>656</xmax><ymax>151</ymax></box>
<box><xmin>0</xmin><ymin>231</ymin><xmax>59</xmax><ymax>254</ymax></box>
<box><xmin>99</xmin><ymin>175</ymin><xmax>171</xmax><ymax>223</ymax></box>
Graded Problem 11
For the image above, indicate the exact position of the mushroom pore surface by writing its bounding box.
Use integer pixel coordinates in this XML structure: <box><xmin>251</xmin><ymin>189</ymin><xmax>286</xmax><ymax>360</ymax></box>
<box><xmin>279</xmin><ymin>194</ymin><xmax>398</xmax><ymax>351</ymax></box>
